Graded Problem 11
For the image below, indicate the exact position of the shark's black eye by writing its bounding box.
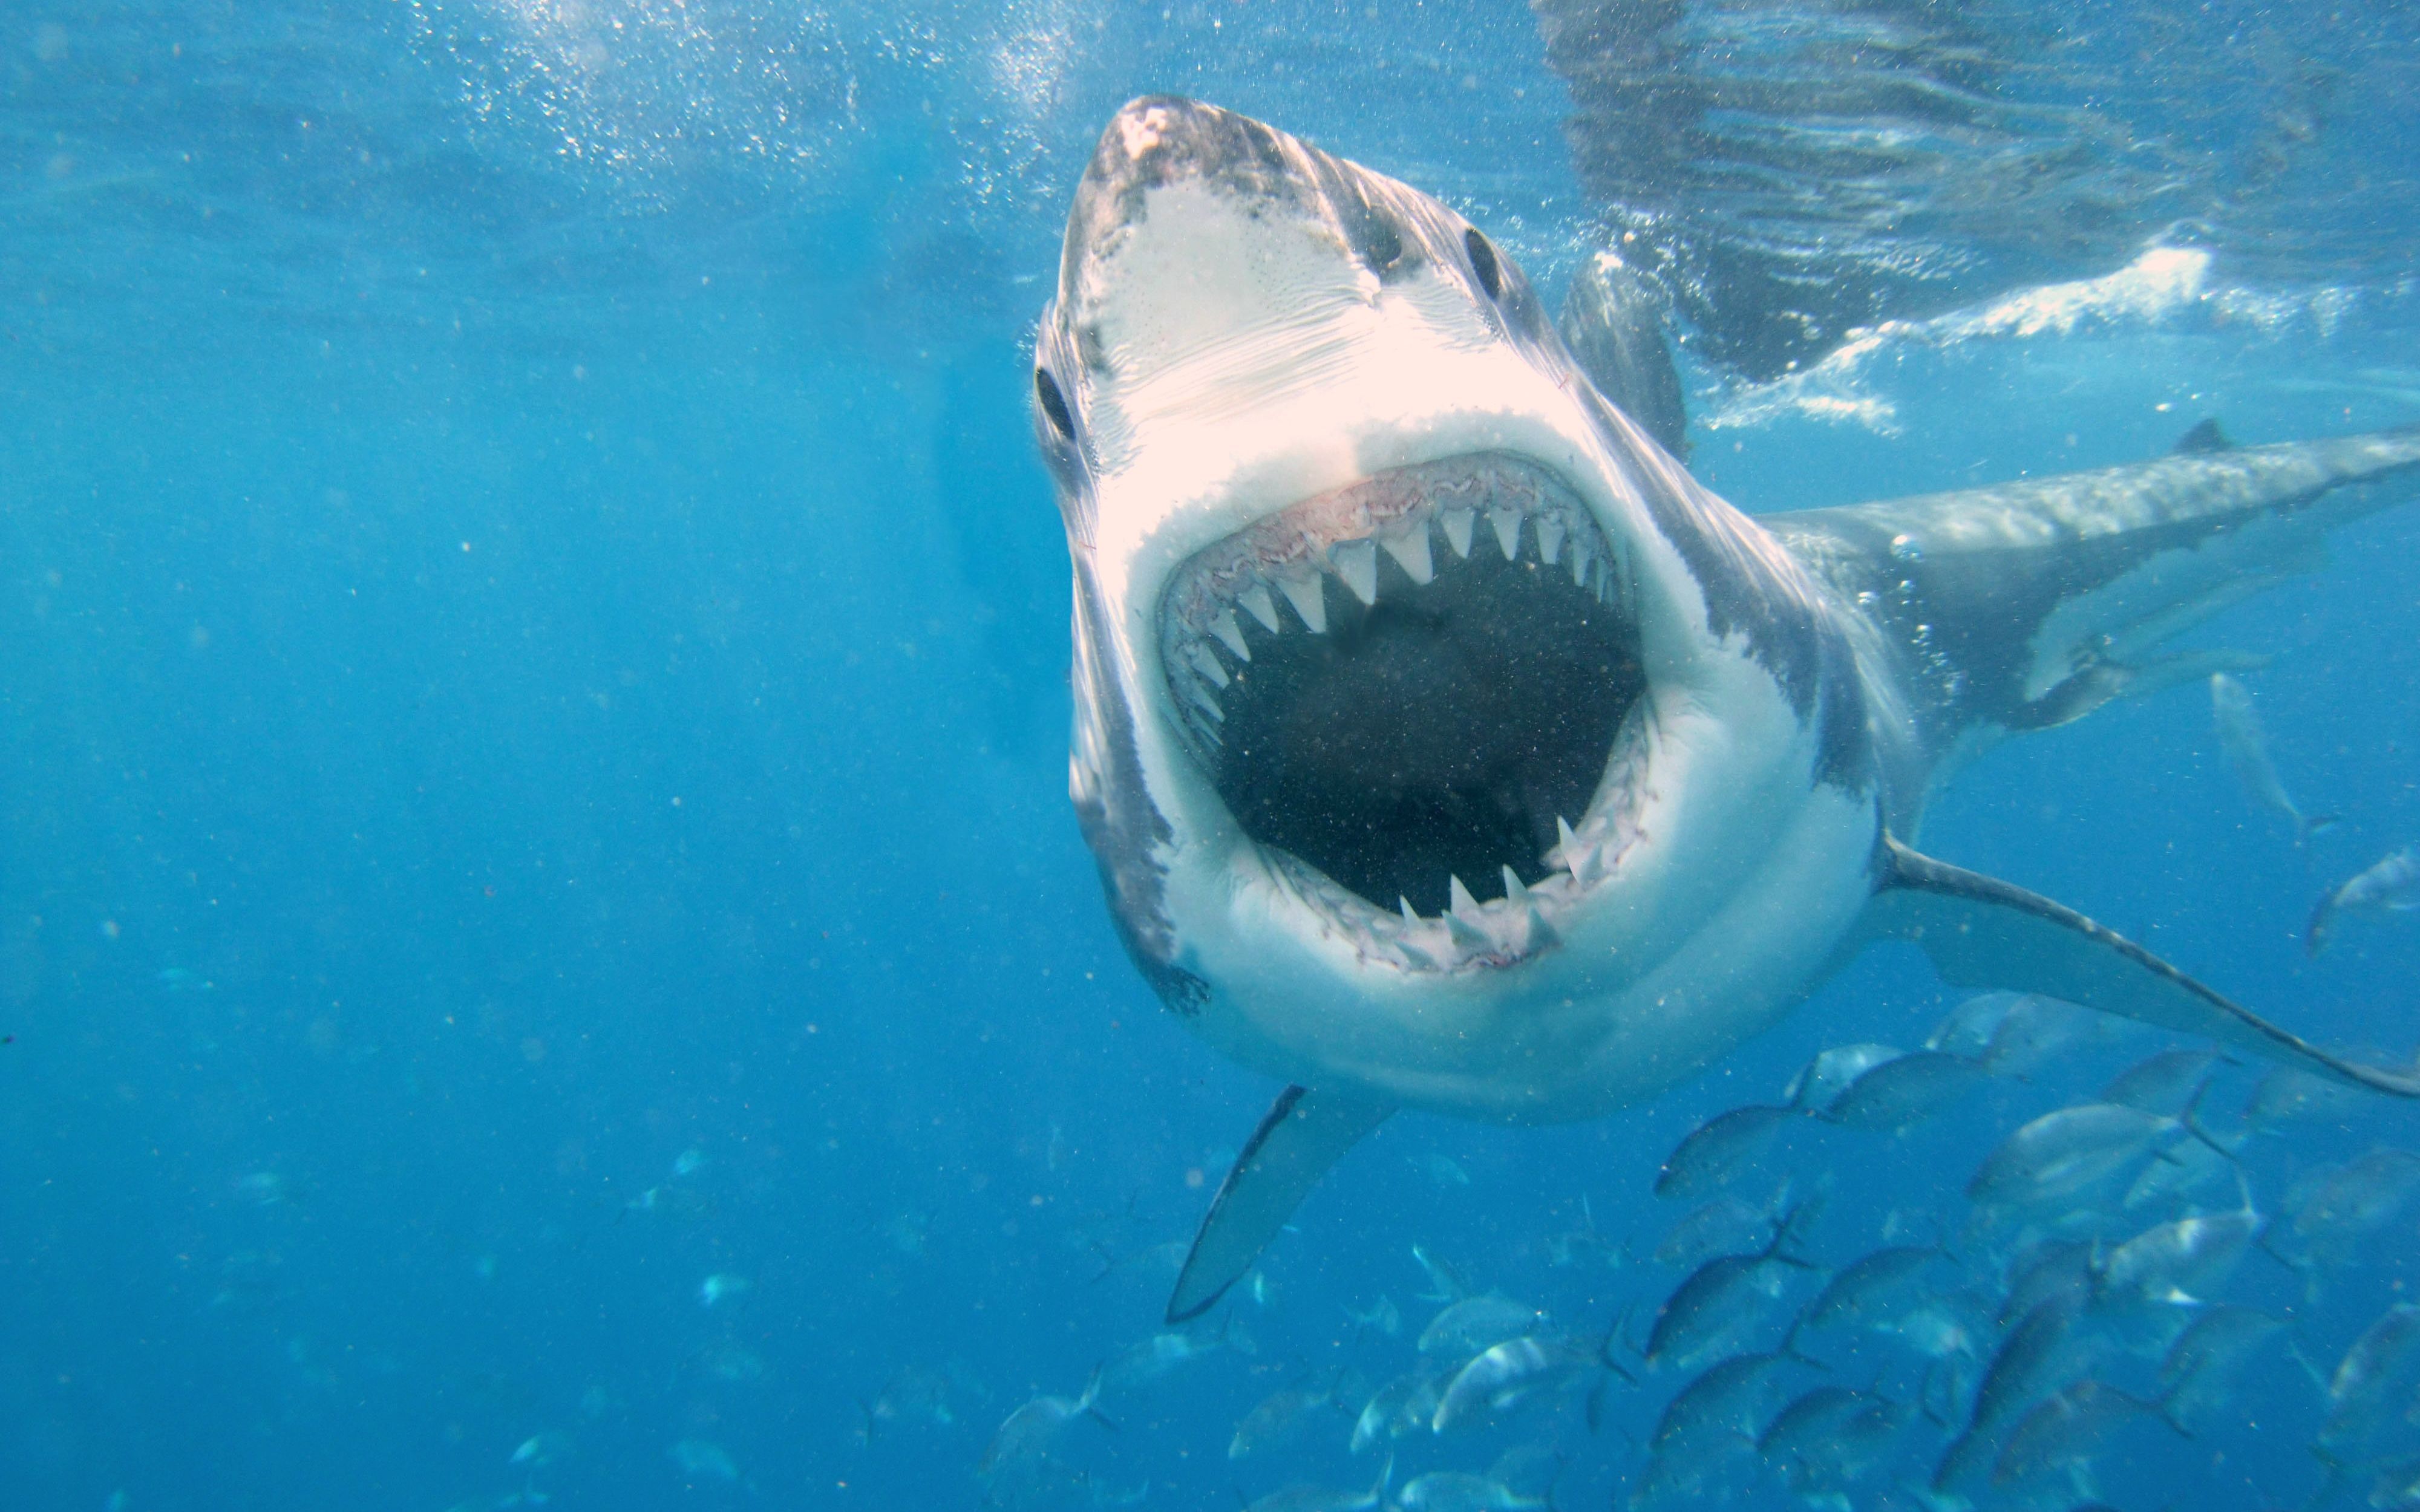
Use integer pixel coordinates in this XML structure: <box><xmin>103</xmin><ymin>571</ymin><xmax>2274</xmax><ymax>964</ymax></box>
<box><xmin>1463</xmin><ymin>229</ymin><xmax>1501</xmax><ymax>302</ymax></box>
<box><xmin>1035</xmin><ymin>367</ymin><xmax>1076</xmax><ymax>441</ymax></box>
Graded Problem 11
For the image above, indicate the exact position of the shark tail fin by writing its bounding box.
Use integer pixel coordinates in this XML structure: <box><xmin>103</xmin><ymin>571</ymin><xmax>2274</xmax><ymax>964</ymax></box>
<box><xmin>1166</xmin><ymin>1085</ymin><xmax>1396</xmax><ymax>1324</ymax></box>
<box><xmin>1866</xmin><ymin>834</ymin><xmax>2420</xmax><ymax>1100</ymax></box>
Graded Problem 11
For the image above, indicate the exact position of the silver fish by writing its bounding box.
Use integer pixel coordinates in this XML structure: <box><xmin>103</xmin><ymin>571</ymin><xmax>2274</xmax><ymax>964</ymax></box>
<box><xmin>1350</xmin><ymin>1370</ymin><xmax>1442</xmax><ymax>1454</ymax></box>
<box><xmin>1820</xmin><ymin>1049</ymin><xmax>1986</xmax><ymax>1132</ymax></box>
<box><xmin>1245</xmin><ymin>1457</ymin><xmax>1391</xmax><ymax>1512</ymax></box>
<box><xmin>1782</xmin><ymin>1043</ymin><xmax>1903</xmax><ymax>1114</ymax></box>
<box><xmin>2289</xmin><ymin>1147</ymin><xmax>2420</xmax><ymax>1271</ymax></box>
<box><xmin>1797</xmin><ymin>1243</ymin><xmax>1938</xmax><ymax>1335</ymax></box>
<box><xmin>1419</xmin><ymin>1294</ymin><xmax>1547</xmax><ymax>1357</ymax></box>
<box><xmin>1396</xmin><ymin>1471</ymin><xmax>1548</xmax><ymax>1512</ymax></box>
<box><xmin>1992</xmin><ymin>1378</ymin><xmax>2165</xmax><ymax>1488</ymax></box>
<box><xmin>2099</xmin><ymin>1048</ymin><xmax>2223</xmax><ymax>1117</ymax></box>
<box><xmin>1933</xmin><ymin>1292</ymin><xmax>2107</xmax><ymax>1497</ymax></box>
<box><xmin>1653</xmin><ymin>1103</ymin><xmax>1796</xmax><ymax>1199</ymax></box>
<box><xmin>1433</xmin><ymin>1335</ymin><xmax>1601</xmax><ymax>1433</ymax></box>
<box><xmin>1966</xmin><ymin>1103</ymin><xmax>2185</xmax><ymax>1211</ymax></box>
<box><xmin>2246</xmin><ymin>1065</ymin><xmax>2361</xmax><ymax>1133</ymax></box>
<box><xmin>982</xmin><ymin>1369</ymin><xmax>1109</xmax><ymax>1478</ymax></box>
<box><xmin>1102</xmin><ymin>1321</ymin><xmax>1230</xmax><ymax>1396</ymax></box>
<box><xmin>1645</xmin><ymin>1208</ymin><xmax>1818</xmax><ymax>1371</ymax></box>
<box><xmin>1655</xmin><ymin>1194</ymin><xmax>1781</xmax><ymax>1271</ymax></box>
<box><xmin>1648</xmin><ymin>1349</ymin><xmax>1807</xmax><ymax>1458</ymax></box>
<box><xmin>2320</xmin><ymin>1303</ymin><xmax>2420</xmax><ymax>1465</ymax></box>
<box><xmin>2308</xmin><ymin>848</ymin><xmax>2420</xmax><ymax>955</ymax></box>
<box><xmin>2159</xmin><ymin>1307</ymin><xmax>2284</xmax><ymax>1433</ymax></box>
<box><xmin>2096</xmin><ymin>1194</ymin><xmax>2261</xmax><ymax>1314</ymax></box>
<box><xmin>1927</xmin><ymin>991</ymin><xmax>2026</xmax><ymax>1058</ymax></box>
<box><xmin>1998</xmin><ymin>1237</ymin><xmax>2099</xmax><ymax>1329</ymax></box>
<box><xmin>1758</xmin><ymin>1386</ymin><xmax>1905</xmax><ymax>1495</ymax></box>
<box><xmin>1978</xmin><ymin>994</ymin><xmax>2104</xmax><ymax>1079</ymax></box>
<box><xmin>1229</xmin><ymin>1381</ymin><xmax>1337</xmax><ymax>1460</ymax></box>
<box><xmin>2211</xmin><ymin>673</ymin><xmax>2330</xmax><ymax>844</ymax></box>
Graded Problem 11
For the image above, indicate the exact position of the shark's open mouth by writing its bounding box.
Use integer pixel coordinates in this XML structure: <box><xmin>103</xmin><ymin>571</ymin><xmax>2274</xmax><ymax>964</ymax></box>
<box><xmin>1159</xmin><ymin>454</ymin><xmax>1650</xmax><ymax>957</ymax></box>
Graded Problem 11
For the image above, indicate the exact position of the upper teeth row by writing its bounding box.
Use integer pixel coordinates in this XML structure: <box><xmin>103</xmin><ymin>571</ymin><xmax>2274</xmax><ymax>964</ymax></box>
<box><xmin>1158</xmin><ymin>455</ymin><xmax>1632</xmax><ymax>754</ymax></box>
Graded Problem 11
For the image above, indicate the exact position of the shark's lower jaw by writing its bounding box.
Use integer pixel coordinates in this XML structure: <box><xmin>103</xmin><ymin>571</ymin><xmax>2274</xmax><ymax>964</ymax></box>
<box><xmin>1157</xmin><ymin>453</ymin><xmax>1650</xmax><ymax>971</ymax></box>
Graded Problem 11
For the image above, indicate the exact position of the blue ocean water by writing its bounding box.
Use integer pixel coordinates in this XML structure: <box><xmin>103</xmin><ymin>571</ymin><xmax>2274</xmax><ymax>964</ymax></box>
<box><xmin>5</xmin><ymin>4</ymin><xmax>2420</xmax><ymax>1510</ymax></box>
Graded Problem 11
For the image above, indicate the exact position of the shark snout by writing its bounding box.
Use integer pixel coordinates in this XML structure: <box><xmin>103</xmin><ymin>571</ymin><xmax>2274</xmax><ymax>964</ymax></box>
<box><xmin>1055</xmin><ymin>98</ymin><xmax>1437</xmax><ymax>362</ymax></box>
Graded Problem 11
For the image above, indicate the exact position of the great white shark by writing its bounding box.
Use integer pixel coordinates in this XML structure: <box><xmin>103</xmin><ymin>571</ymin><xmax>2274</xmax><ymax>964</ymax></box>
<box><xmin>1027</xmin><ymin>97</ymin><xmax>2420</xmax><ymax>1324</ymax></box>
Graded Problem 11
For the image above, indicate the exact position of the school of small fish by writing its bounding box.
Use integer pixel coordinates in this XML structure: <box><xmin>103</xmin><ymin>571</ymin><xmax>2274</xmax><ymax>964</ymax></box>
<box><xmin>924</xmin><ymin>970</ymin><xmax>2420</xmax><ymax>1510</ymax></box>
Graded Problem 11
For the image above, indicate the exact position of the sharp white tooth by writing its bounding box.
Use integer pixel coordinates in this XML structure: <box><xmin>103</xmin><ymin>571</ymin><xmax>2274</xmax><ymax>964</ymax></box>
<box><xmin>1488</xmin><ymin>507</ymin><xmax>1523</xmax><ymax>561</ymax></box>
<box><xmin>1448</xmin><ymin>873</ymin><xmax>1482</xmax><ymax>919</ymax></box>
<box><xmin>1537</xmin><ymin>516</ymin><xmax>1565</xmax><ymax>567</ymax></box>
<box><xmin>1330</xmin><ymin>539</ymin><xmax>1379</xmax><ymax>607</ymax></box>
<box><xmin>1501</xmin><ymin>866</ymin><xmax>1530</xmax><ymax>906</ymax></box>
<box><xmin>1398</xmin><ymin>939</ymin><xmax>1439</xmax><ymax>971</ymax></box>
<box><xmin>1440</xmin><ymin>507</ymin><xmax>1475</xmax><ymax>559</ymax></box>
<box><xmin>1238</xmin><ymin>582</ymin><xmax>1283</xmax><ymax>634</ymax></box>
<box><xmin>1569</xmin><ymin>538</ymin><xmax>1592</xmax><ymax>588</ymax></box>
<box><xmin>1381</xmin><ymin>526</ymin><xmax>1434</xmax><ymax>585</ymax></box>
<box><xmin>1186</xmin><ymin>642</ymin><xmax>1230</xmax><ymax>689</ymax></box>
<box><xmin>1555</xmin><ymin>815</ymin><xmax>1582</xmax><ymax>876</ymax></box>
<box><xmin>1209</xmin><ymin>609</ymin><xmax>1251</xmax><ymax>662</ymax></box>
<box><xmin>1277</xmin><ymin>573</ymin><xmax>1327</xmax><ymax>633</ymax></box>
<box><xmin>1400</xmin><ymin>896</ymin><xmax>1421</xmax><ymax>928</ymax></box>
<box><xmin>1524</xmin><ymin>905</ymin><xmax>1560</xmax><ymax>948</ymax></box>
<box><xmin>1445</xmin><ymin>909</ymin><xmax>1491</xmax><ymax>954</ymax></box>
<box><xmin>1184</xmin><ymin>679</ymin><xmax>1224</xmax><ymax>722</ymax></box>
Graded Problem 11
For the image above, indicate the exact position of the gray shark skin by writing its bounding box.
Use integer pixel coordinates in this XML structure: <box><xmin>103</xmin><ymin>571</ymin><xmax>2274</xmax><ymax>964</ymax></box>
<box><xmin>1028</xmin><ymin>98</ymin><xmax>2420</xmax><ymax>1323</ymax></box>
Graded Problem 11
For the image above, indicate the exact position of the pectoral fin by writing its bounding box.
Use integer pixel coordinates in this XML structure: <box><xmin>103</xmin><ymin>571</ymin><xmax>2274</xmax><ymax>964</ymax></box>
<box><xmin>1871</xmin><ymin>835</ymin><xmax>2420</xmax><ymax>1097</ymax></box>
<box><xmin>1166</xmin><ymin>1085</ymin><xmax>1396</xmax><ymax>1323</ymax></box>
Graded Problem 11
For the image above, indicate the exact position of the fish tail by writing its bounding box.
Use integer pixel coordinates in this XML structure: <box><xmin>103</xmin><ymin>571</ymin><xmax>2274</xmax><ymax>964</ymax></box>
<box><xmin>1597</xmin><ymin>1302</ymin><xmax>1642</xmax><ymax>1383</ymax></box>
<box><xmin>2298</xmin><ymin>812</ymin><xmax>2342</xmax><ymax>846</ymax></box>
<box><xmin>2304</xmin><ymin>891</ymin><xmax>2338</xmax><ymax>956</ymax></box>
<box><xmin>1078</xmin><ymin>1364</ymin><xmax>1120</xmax><ymax>1432</ymax></box>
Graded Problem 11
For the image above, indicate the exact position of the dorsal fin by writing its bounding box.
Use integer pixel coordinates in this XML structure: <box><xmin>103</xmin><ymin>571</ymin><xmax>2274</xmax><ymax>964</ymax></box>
<box><xmin>2171</xmin><ymin>417</ymin><xmax>2234</xmax><ymax>455</ymax></box>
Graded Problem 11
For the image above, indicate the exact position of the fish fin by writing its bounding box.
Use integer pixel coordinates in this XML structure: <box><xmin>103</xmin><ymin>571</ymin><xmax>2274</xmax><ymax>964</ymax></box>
<box><xmin>1868</xmin><ymin>835</ymin><xmax>2420</xmax><ymax>1098</ymax></box>
<box><xmin>1166</xmin><ymin>1086</ymin><xmax>1395</xmax><ymax>1324</ymax></box>
<box><xmin>1769</xmin><ymin>1191</ymin><xmax>1828</xmax><ymax>1269</ymax></box>
<box><xmin>1768</xmin><ymin>425</ymin><xmax>2420</xmax><ymax>751</ymax></box>
<box><xmin>2298</xmin><ymin>813</ymin><xmax>2341</xmax><ymax>846</ymax></box>
<box><xmin>2173</xmin><ymin>417</ymin><xmax>2235</xmax><ymax>455</ymax></box>
<box><xmin>1597</xmin><ymin>1302</ymin><xmax>1642</xmax><ymax>1386</ymax></box>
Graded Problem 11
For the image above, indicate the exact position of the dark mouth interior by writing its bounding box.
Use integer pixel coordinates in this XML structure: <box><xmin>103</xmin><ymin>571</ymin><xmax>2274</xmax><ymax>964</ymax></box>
<box><xmin>1211</xmin><ymin>548</ymin><xmax>1641</xmax><ymax>918</ymax></box>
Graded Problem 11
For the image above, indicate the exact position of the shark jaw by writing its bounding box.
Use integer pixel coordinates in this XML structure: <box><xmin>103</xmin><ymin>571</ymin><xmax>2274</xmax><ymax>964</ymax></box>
<box><xmin>1036</xmin><ymin>99</ymin><xmax>1880</xmax><ymax>1121</ymax></box>
<box><xmin>1156</xmin><ymin>449</ymin><xmax>1650</xmax><ymax>965</ymax></box>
